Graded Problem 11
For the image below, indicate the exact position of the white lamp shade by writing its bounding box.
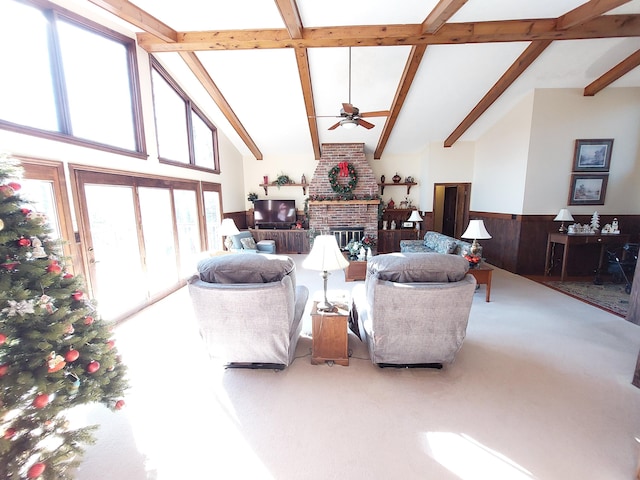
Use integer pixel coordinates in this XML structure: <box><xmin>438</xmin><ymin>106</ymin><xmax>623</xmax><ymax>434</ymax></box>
<box><xmin>554</xmin><ymin>208</ymin><xmax>574</xmax><ymax>222</ymax></box>
<box><xmin>303</xmin><ymin>235</ymin><xmax>349</xmax><ymax>272</ymax></box>
<box><xmin>461</xmin><ymin>219</ymin><xmax>491</xmax><ymax>240</ymax></box>
<box><xmin>407</xmin><ymin>210</ymin><xmax>423</xmax><ymax>222</ymax></box>
<box><xmin>219</xmin><ymin>218</ymin><xmax>240</xmax><ymax>236</ymax></box>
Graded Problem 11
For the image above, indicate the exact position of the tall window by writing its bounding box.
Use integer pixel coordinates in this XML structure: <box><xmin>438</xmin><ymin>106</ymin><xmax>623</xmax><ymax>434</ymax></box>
<box><xmin>0</xmin><ymin>0</ymin><xmax>143</xmax><ymax>154</ymax></box>
<box><xmin>151</xmin><ymin>60</ymin><xmax>220</xmax><ymax>172</ymax></box>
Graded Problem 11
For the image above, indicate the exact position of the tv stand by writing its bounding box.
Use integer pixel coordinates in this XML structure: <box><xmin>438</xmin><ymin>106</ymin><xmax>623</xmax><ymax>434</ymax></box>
<box><xmin>250</xmin><ymin>228</ymin><xmax>310</xmax><ymax>254</ymax></box>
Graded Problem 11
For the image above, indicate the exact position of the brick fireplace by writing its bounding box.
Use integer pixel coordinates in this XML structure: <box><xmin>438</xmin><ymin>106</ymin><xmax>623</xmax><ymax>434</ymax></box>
<box><xmin>308</xmin><ymin>143</ymin><xmax>380</xmax><ymax>249</ymax></box>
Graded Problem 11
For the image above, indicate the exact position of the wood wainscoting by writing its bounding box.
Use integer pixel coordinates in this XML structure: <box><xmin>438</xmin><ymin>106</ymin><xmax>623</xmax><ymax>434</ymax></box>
<box><xmin>469</xmin><ymin>212</ymin><xmax>639</xmax><ymax>276</ymax></box>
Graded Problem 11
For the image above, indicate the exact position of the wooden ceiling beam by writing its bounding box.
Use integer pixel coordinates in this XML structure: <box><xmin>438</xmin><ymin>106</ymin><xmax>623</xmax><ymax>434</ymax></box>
<box><xmin>293</xmin><ymin>48</ymin><xmax>321</xmax><ymax>159</ymax></box>
<box><xmin>584</xmin><ymin>48</ymin><xmax>640</xmax><ymax>96</ymax></box>
<box><xmin>178</xmin><ymin>52</ymin><xmax>263</xmax><ymax>160</ymax></box>
<box><xmin>444</xmin><ymin>40</ymin><xmax>552</xmax><ymax>148</ymax></box>
<box><xmin>557</xmin><ymin>0</ymin><xmax>631</xmax><ymax>30</ymax></box>
<box><xmin>274</xmin><ymin>0</ymin><xmax>304</xmax><ymax>39</ymax></box>
<box><xmin>422</xmin><ymin>0</ymin><xmax>469</xmax><ymax>34</ymax></box>
<box><xmin>87</xmin><ymin>0</ymin><xmax>178</xmax><ymax>42</ymax></box>
<box><xmin>374</xmin><ymin>45</ymin><xmax>428</xmax><ymax>160</ymax></box>
<box><xmin>136</xmin><ymin>15</ymin><xmax>640</xmax><ymax>52</ymax></box>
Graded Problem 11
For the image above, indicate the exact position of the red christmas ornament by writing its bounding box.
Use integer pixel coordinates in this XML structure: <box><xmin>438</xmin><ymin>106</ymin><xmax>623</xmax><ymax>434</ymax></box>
<box><xmin>46</xmin><ymin>261</ymin><xmax>62</xmax><ymax>274</ymax></box>
<box><xmin>17</xmin><ymin>237</ymin><xmax>31</xmax><ymax>247</ymax></box>
<box><xmin>115</xmin><ymin>399</ymin><xmax>125</xmax><ymax>410</ymax></box>
<box><xmin>86</xmin><ymin>360</ymin><xmax>100</xmax><ymax>374</ymax></box>
<box><xmin>63</xmin><ymin>273</ymin><xmax>73</xmax><ymax>279</ymax></box>
<box><xmin>27</xmin><ymin>462</ymin><xmax>46</xmax><ymax>479</ymax></box>
<box><xmin>84</xmin><ymin>316</ymin><xmax>94</xmax><ymax>325</ymax></box>
<box><xmin>0</xmin><ymin>364</ymin><xmax>8</xmax><ymax>377</ymax></box>
<box><xmin>107</xmin><ymin>340</ymin><xmax>115</xmax><ymax>350</ymax></box>
<box><xmin>0</xmin><ymin>333</ymin><xmax>6</xmax><ymax>344</ymax></box>
<box><xmin>3</xmin><ymin>427</ymin><xmax>16</xmax><ymax>439</ymax></box>
<box><xmin>7</xmin><ymin>182</ymin><xmax>21</xmax><ymax>192</ymax></box>
<box><xmin>65</xmin><ymin>349</ymin><xmax>79</xmax><ymax>362</ymax></box>
<box><xmin>2</xmin><ymin>257</ymin><xmax>19</xmax><ymax>270</ymax></box>
<box><xmin>72</xmin><ymin>290</ymin><xmax>84</xmax><ymax>301</ymax></box>
<box><xmin>33</xmin><ymin>393</ymin><xmax>49</xmax><ymax>409</ymax></box>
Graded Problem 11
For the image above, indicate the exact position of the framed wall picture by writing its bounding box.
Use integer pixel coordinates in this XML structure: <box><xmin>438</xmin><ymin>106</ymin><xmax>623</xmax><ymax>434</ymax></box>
<box><xmin>568</xmin><ymin>174</ymin><xmax>608</xmax><ymax>205</ymax></box>
<box><xmin>572</xmin><ymin>139</ymin><xmax>613</xmax><ymax>172</ymax></box>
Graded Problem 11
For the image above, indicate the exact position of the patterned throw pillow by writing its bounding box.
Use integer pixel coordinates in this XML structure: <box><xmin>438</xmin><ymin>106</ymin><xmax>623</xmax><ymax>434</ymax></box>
<box><xmin>240</xmin><ymin>237</ymin><xmax>257</xmax><ymax>250</ymax></box>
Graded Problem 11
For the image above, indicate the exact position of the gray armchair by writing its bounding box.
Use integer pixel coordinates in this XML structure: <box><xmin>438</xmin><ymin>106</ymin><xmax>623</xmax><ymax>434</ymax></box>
<box><xmin>188</xmin><ymin>254</ymin><xmax>308</xmax><ymax>368</ymax></box>
<box><xmin>349</xmin><ymin>253</ymin><xmax>476</xmax><ymax>368</ymax></box>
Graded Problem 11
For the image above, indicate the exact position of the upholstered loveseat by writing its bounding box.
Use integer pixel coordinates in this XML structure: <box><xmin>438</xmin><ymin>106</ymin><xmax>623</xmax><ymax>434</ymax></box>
<box><xmin>400</xmin><ymin>231</ymin><xmax>475</xmax><ymax>256</ymax></box>
<box><xmin>188</xmin><ymin>254</ymin><xmax>308</xmax><ymax>368</ymax></box>
<box><xmin>349</xmin><ymin>252</ymin><xmax>476</xmax><ymax>367</ymax></box>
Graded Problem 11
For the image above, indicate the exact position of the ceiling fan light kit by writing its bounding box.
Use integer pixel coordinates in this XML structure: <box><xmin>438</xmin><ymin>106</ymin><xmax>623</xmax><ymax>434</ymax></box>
<box><xmin>340</xmin><ymin>118</ymin><xmax>358</xmax><ymax>129</ymax></box>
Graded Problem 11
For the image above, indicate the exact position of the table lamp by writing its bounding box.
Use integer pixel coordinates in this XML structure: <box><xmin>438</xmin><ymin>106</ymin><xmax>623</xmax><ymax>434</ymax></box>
<box><xmin>407</xmin><ymin>210</ymin><xmax>423</xmax><ymax>238</ymax></box>
<box><xmin>553</xmin><ymin>208</ymin><xmax>574</xmax><ymax>233</ymax></box>
<box><xmin>303</xmin><ymin>235</ymin><xmax>349</xmax><ymax>312</ymax></box>
<box><xmin>219</xmin><ymin>218</ymin><xmax>240</xmax><ymax>250</ymax></box>
<box><xmin>461</xmin><ymin>219</ymin><xmax>492</xmax><ymax>256</ymax></box>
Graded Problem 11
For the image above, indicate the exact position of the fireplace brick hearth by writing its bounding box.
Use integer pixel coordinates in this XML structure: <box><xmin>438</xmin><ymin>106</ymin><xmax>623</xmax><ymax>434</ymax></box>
<box><xmin>308</xmin><ymin>143</ymin><xmax>380</xmax><ymax>244</ymax></box>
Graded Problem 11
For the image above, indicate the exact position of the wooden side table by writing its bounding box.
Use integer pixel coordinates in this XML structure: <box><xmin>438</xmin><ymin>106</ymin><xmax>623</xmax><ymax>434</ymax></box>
<box><xmin>311</xmin><ymin>301</ymin><xmax>349</xmax><ymax>366</ymax></box>
<box><xmin>467</xmin><ymin>265</ymin><xmax>493</xmax><ymax>302</ymax></box>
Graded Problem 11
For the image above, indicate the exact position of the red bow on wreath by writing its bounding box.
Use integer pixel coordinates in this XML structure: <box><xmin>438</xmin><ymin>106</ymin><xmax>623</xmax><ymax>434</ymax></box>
<box><xmin>338</xmin><ymin>161</ymin><xmax>349</xmax><ymax>177</ymax></box>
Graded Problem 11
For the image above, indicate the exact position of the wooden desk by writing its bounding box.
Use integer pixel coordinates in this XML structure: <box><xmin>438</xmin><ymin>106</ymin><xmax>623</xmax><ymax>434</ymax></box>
<box><xmin>467</xmin><ymin>265</ymin><xmax>493</xmax><ymax>302</ymax></box>
<box><xmin>544</xmin><ymin>232</ymin><xmax>630</xmax><ymax>282</ymax></box>
<box><xmin>311</xmin><ymin>302</ymin><xmax>349</xmax><ymax>366</ymax></box>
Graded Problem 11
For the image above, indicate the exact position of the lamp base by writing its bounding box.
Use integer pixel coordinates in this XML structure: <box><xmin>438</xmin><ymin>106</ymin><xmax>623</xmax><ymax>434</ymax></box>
<box><xmin>316</xmin><ymin>301</ymin><xmax>335</xmax><ymax>313</ymax></box>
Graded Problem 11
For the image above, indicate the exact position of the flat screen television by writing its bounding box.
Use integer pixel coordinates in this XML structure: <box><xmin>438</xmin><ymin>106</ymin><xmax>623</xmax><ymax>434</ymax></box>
<box><xmin>253</xmin><ymin>199</ymin><xmax>296</xmax><ymax>229</ymax></box>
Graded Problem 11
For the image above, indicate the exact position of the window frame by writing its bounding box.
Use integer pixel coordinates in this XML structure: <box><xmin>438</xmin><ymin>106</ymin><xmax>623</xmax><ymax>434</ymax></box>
<box><xmin>150</xmin><ymin>57</ymin><xmax>220</xmax><ymax>174</ymax></box>
<box><xmin>0</xmin><ymin>0</ymin><xmax>146</xmax><ymax>158</ymax></box>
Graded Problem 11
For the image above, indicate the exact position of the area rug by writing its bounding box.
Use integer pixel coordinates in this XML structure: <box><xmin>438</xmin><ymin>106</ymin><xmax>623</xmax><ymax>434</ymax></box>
<box><xmin>543</xmin><ymin>280</ymin><xmax>630</xmax><ymax>318</ymax></box>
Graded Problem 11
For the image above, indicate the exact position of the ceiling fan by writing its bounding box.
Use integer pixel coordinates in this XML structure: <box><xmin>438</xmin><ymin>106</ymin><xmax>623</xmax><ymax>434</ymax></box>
<box><xmin>313</xmin><ymin>47</ymin><xmax>389</xmax><ymax>130</ymax></box>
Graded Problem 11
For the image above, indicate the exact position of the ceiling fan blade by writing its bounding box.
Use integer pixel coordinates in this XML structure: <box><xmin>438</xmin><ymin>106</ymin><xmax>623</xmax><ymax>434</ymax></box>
<box><xmin>357</xmin><ymin>118</ymin><xmax>375</xmax><ymax>129</ymax></box>
<box><xmin>360</xmin><ymin>110</ymin><xmax>390</xmax><ymax>118</ymax></box>
<box><xmin>328</xmin><ymin>121</ymin><xmax>342</xmax><ymax>130</ymax></box>
<box><xmin>342</xmin><ymin>103</ymin><xmax>355</xmax><ymax>115</ymax></box>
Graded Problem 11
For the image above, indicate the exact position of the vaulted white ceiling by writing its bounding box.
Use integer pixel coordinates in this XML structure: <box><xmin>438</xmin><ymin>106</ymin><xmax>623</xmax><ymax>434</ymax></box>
<box><xmin>73</xmin><ymin>0</ymin><xmax>640</xmax><ymax>159</ymax></box>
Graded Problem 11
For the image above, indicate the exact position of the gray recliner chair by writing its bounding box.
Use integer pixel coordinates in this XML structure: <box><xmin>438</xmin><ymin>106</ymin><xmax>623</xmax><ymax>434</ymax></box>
<box><xmin>188</xmin><ymin>254</ymin><xmax>308</xmax><ymax>368</ymax></box>
<box><xmin>349</xmin><ymin>253</ymin><xmax>476</xmax><ymax>368</ymax></box>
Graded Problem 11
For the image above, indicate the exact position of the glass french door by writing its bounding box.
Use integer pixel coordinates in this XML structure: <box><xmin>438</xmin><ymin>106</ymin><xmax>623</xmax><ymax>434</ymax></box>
<box><xmin>83</xmin><ymin>183</ymin><xmax>146</xmax><ymax>320</ymax></box>
<box><xmin>20</xmin><ymin>160</ymin><xmax>78</xmax><ymax>273</ymax></box>
<box><xmin>74</xmin><ymin>170</ymin><xmax>218</xmax><ymax>321</ymax></box>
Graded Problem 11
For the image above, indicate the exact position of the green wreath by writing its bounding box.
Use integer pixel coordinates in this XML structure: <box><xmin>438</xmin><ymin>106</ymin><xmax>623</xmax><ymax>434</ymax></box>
<box><xmin>328</xmin><ymin>163</ymin><xmax>358</xmax><ymax>194</ymax></box>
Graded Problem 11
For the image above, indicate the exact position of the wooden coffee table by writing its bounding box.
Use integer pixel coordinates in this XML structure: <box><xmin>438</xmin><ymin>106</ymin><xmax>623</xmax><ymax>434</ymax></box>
<box><xmin>344</xmin><ymin>259</ymin><xmax>367</xmax><ymax>281</ymax></box>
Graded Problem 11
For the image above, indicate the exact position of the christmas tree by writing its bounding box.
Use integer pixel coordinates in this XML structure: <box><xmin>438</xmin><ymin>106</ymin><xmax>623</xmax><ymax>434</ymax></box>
<box><xmin>0</xmin><ymin>154</ymin><xmax>127</xmax><ymax>479</ymax></box>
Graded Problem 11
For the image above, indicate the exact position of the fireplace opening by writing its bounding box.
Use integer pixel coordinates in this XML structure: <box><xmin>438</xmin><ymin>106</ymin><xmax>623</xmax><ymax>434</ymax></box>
<box><xmin>331</xmin><ymin>227</ymin><xmax>364</xmax><ymax>250</ymax></box>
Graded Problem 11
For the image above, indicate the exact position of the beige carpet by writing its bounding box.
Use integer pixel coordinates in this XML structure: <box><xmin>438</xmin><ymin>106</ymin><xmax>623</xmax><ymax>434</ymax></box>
<box><xmin>73</xmin><ymin>256</ymin><xmax>640</xmax><ymax>480</ymax></box>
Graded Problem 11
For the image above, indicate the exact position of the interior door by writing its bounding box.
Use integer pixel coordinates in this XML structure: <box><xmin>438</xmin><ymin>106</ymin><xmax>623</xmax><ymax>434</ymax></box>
<box><xmin>433</xmin><ymin>183</ymin><xmax>471</xmax><ymax>238</ymax></box>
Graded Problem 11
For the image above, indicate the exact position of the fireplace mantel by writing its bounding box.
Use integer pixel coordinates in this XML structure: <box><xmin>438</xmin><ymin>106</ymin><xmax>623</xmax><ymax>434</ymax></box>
<box><xmin>309</xmin><ymin>200</ymin><xmax>380</xmax><ymax>206</ymax></box>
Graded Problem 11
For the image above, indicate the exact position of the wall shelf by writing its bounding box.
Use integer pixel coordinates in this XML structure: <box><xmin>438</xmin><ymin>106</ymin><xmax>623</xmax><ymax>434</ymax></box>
<box><xmin>259</xmin><ymin>183</ymin><xmax>307</xmax><ymax>196</ymax></box>
<box><xmin>378</xmin><ymin>182</ymin><xmax>417</xmax><ymax>195</ymax></box>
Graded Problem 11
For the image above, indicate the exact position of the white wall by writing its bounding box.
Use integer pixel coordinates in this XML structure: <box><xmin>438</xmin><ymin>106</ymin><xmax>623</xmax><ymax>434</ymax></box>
<box><xmin>525</xmin><ymin>87</ymin><xmax>640</xmax><ymax>215</ymax></box>
<box><xmin>418</xmin><ymin>142</ymin><xmax>475</xmax><ymax>211</ymax></box>
<box><xmin>473</xmin><ymin>92</ymin><xmax>535</xmax><ymax>214</ymax></box>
